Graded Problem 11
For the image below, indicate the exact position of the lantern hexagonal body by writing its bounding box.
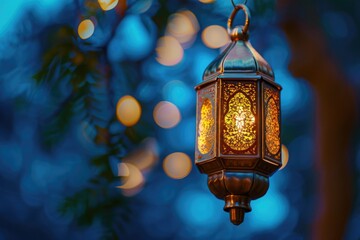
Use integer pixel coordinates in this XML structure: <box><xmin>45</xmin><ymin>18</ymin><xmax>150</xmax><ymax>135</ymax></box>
<box><xmin>195</xmin><ymin>4</ymin><xmax>282</xmax><ymax>225</ymax></box>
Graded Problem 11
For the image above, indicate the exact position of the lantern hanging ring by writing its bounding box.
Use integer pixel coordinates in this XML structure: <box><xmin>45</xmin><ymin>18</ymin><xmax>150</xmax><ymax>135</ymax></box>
<box><xmin>227</xmin><ymin>3</ymin><xmax>251</xmax><ymax>40</ymax></box>
<box><xmin>231</xmin><ymin>0</ymin><xmax>248</xmax><ymax>8</ymax></box>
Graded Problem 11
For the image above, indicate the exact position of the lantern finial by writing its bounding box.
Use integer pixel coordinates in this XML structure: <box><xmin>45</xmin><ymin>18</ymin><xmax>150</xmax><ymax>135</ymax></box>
<box><xmin>229</xmin><ymin>208</ymin><xmax>244</xmax><ymax>225</ymax></box>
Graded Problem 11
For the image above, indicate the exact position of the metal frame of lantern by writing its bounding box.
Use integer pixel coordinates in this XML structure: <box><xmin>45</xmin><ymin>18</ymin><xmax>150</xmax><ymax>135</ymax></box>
<box><xmin>195</xmin><ymin>4</ymin><xmax>282</xmax><ymax>225</ymax></box>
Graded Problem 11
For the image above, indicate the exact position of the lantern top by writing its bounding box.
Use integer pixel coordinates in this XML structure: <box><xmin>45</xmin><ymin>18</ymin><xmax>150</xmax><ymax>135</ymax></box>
<box><xmin>202</xmin><ymin>38</ymin><xmax>274</xmax><ymax>81</ymax></box>
<box><xmin>202</xmin><ymin>4</ymin><xmax>274</xmax><ymax>81</ymax></box>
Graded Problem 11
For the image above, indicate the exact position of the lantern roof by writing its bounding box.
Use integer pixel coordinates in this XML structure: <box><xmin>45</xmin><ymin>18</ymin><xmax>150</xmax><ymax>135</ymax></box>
<box><xmin>202</xmin><ymin>40</ymin><xmax>274</xmax><ymax>81</ymax></box>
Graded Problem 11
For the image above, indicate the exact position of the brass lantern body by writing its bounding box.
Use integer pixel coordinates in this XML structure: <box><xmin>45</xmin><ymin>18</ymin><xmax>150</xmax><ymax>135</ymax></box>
<box><xmin>195</xmin><ymin>5</ymin><xmax>282</xmax><ymax>225</ymax></box>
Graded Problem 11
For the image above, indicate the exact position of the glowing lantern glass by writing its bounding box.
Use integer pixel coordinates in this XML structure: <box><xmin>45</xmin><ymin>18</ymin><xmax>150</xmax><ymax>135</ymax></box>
<box><xmin>195</xmin><ymin>4</ymin><xmax>282</xmax><ymax>225</ymax></box>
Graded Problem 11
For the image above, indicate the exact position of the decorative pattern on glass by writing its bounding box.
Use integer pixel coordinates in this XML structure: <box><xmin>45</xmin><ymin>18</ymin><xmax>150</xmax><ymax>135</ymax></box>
<box><xmin>198</xmin><ymin>98</ymin><xmax>215</xmax><ymax>154</ymax></box>
<box><xmin>222</xmin><ymin>82</ymin><xmax>257</xmax><ymax>155</ymax></box>
<box><xmin>264</xmin><ymin>85</ymin><xmax>281</xmax><ymax>159</ymax></box>
<box><xmin>196</xmin><ymin>85</ymin><xmax>216</xmax><ymax>160</ymax></box>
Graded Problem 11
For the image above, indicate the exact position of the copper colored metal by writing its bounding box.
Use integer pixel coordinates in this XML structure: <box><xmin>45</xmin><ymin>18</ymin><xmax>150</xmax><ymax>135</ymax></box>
<box><xmin>195</xmin><ymin>4</ymin><xmax>282</xmax><ymax>226</ymax></box>
<box><xmin>229</xmin><ymin>208</ymin><xmax>244</xmax><ymax>225</ymax></box>
<box><xmin>227</xmin><ymin>4</ymin><xmax>250</xmax><ymax>41</ymax></box>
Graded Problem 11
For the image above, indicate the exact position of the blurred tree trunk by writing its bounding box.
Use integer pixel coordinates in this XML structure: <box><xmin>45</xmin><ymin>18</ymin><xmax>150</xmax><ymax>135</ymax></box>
<box><xmin>276</xmin><ymin>0</ymin><xmax>357</xmax><ymax>239</ymax></box>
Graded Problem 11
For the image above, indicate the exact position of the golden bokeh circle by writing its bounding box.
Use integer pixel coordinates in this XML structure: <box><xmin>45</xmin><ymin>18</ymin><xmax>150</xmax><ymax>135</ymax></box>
<box><xmin>280</xmin><ymin>145</ymin><xmax>289</xmax><ymax>170</ymax></box>
<box><xmin>153</xmin><ymin>101</ymin><xmax>181</xmax><ymax>129</ymax></box>
<box><xmin>116</xmin><ymin>95</ymin><xmax>142</xmax><ymax>127</ymax></box>
<box><xmin>78</xmin><ymin>19</ymin><xmax>95</xmax><ymax>40</ymax></box>
<box><xmin>163</xmin><ymin>152</ymin><xmax>192</xmax><ymax>179</ymax></box>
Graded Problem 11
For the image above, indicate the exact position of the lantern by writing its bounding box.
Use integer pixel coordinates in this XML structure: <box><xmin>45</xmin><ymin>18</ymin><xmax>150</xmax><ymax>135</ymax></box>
<box><xmin>195</xmin><ymin>4</ymin><xmax>282</xmax><ymax>225</ymax></box>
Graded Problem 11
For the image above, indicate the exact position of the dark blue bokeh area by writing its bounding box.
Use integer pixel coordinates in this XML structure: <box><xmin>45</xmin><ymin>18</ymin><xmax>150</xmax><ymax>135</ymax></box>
<box><xmin>0</xmin><ymin>0</ymin><xmax>359</xmax><ymax>239</ymax></box>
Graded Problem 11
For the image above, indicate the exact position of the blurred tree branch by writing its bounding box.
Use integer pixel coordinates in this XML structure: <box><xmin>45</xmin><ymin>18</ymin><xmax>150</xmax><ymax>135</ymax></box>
<box><xmin>32</xmin><ymin>3</ymin><xmax>135</xmax><ymax>237</ymax></box>
<box><xmin>277</xmin><ymin>0</ymin><xmax>357</xmax><ymax>238</ymax></box>
<box><xmin>31</xmin><ymin>0</ymin><xmax>174</xmax><ymax>237</ymax></box>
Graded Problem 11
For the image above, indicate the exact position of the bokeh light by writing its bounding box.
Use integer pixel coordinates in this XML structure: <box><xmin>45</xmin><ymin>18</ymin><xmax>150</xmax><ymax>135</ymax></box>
<box><xmin>199</xmin><ymin>0</ymin><xmax>215</xmax><ymax>3</ymax></box>
<box><xmin>202</xmin><ymin>25</ymin><xmax>229</xmax><ymax>49</ymax></box>
<box><xmin>156</xmin><ymin>36</ymin><xmax>184</xmax><ymax>66</ymax></box>
<box><xmin>163</xmin><ymin>152</ymin><xmax>192</xmax><ymax>179</ymax></box>
<box><xmin>117</xmin><ymin>163</ymin><xmax>144</xmax><ymax>196</ymax></box>
<box><xmin>116</xmin><ymin>95</ymin><xmax>142</xmax><ymax>127</ymax></box>
<box><xmin>280</xmin><ymin>144</ymin><xmax>289</xmax><ymax>170</ymax></box>
<box><xmin>78</xmin><ymin>19</ymin><xmax>95</xmax><ymax>40</ymax></box>
<box><xmin>123</xmin><ymin>138</ymin><xmax>159</xmax><ymax>172</ymax></box>
<box><xmin>153</xmin><ymin>101</ymin><xmax>181</xmax><ymax>129</ymax></box>
<box><xmin>98</xmin><ymin>0</ymin><xmax>118</xmax><ymax>11</ymax></box>
<box><xmin>166</xmin><ymin>11</ymin><xmax>199</xmax><ymax>48</ymax></box>
<box><xmin>117</xmin><ymin>163</ymin><xmax>130</xmax><ymax>176</ymax></box>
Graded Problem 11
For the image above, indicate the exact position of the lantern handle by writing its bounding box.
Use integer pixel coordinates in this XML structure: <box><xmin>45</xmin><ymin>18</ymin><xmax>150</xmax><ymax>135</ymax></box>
<box><xmin>227</xmin><ymin>4</ymin><xmax>251</xmax><ymax>41</ymax></box>
<box><xmin>231</xmin><ymin>0</ymin><xmax>248</xmax><ymax>8</ymax></box>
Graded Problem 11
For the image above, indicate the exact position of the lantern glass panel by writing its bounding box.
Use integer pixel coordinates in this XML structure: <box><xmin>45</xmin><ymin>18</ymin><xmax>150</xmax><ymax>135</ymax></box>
<box><xmin>196</xmin><ymin>84</ymin><xmax>216</xmax><ymax>161</ymax></box>
<box><xmin>221</xmin><ymin>81</ymin><xmax>257</xmax><ymax>155</ymax></box>
<box><xmin>264</xmin><ymin>84</ymin><xmax>281</xmax><ymax>160</ymax></box>
<box><xmin>198</xmin><ymin>98</ymin><xmax>215</xmax><ymax>154</ymax></box>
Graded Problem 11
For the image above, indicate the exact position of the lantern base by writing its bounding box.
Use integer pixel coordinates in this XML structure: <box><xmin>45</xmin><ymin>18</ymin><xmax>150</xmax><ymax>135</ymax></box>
<box><xmin>224</xmin><ymin>195</ymin><xmax>251</xmax><ymax>226</ymax></box>
<box><xmin>207</xmin><ymin>171</ymin><xmax>269</xmax><ymax>225</ymax></box>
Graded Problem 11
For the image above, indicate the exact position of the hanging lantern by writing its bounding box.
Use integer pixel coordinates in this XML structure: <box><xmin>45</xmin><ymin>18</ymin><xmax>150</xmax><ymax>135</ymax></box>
<box><xmin>195</xmin><ymin>3</ymin><xmax>282</xmax><ymax>225</ymax></box>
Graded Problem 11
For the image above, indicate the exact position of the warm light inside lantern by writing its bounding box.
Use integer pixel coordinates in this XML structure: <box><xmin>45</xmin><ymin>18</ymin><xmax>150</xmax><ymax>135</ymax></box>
<box><xmin>198</xmin><ymin>98</ymin><xmax>215</xmax><ymax>155</ymax></box>
<box><xmin>264</xmin><ymin>85</ymin><xmax>281</xmax><ymax>159</ymax></box>
<box><xmin>221</xmin><ymin>82</ymin><xmax>258</xmax><ymax>155</ymax></box>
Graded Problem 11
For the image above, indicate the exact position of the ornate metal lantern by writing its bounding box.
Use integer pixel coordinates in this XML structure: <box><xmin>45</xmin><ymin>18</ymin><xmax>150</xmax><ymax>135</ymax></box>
<box><xmin>195</xmin><ymin>4</ymin><xmax>282</xmax><ymax>225</ymax></box>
